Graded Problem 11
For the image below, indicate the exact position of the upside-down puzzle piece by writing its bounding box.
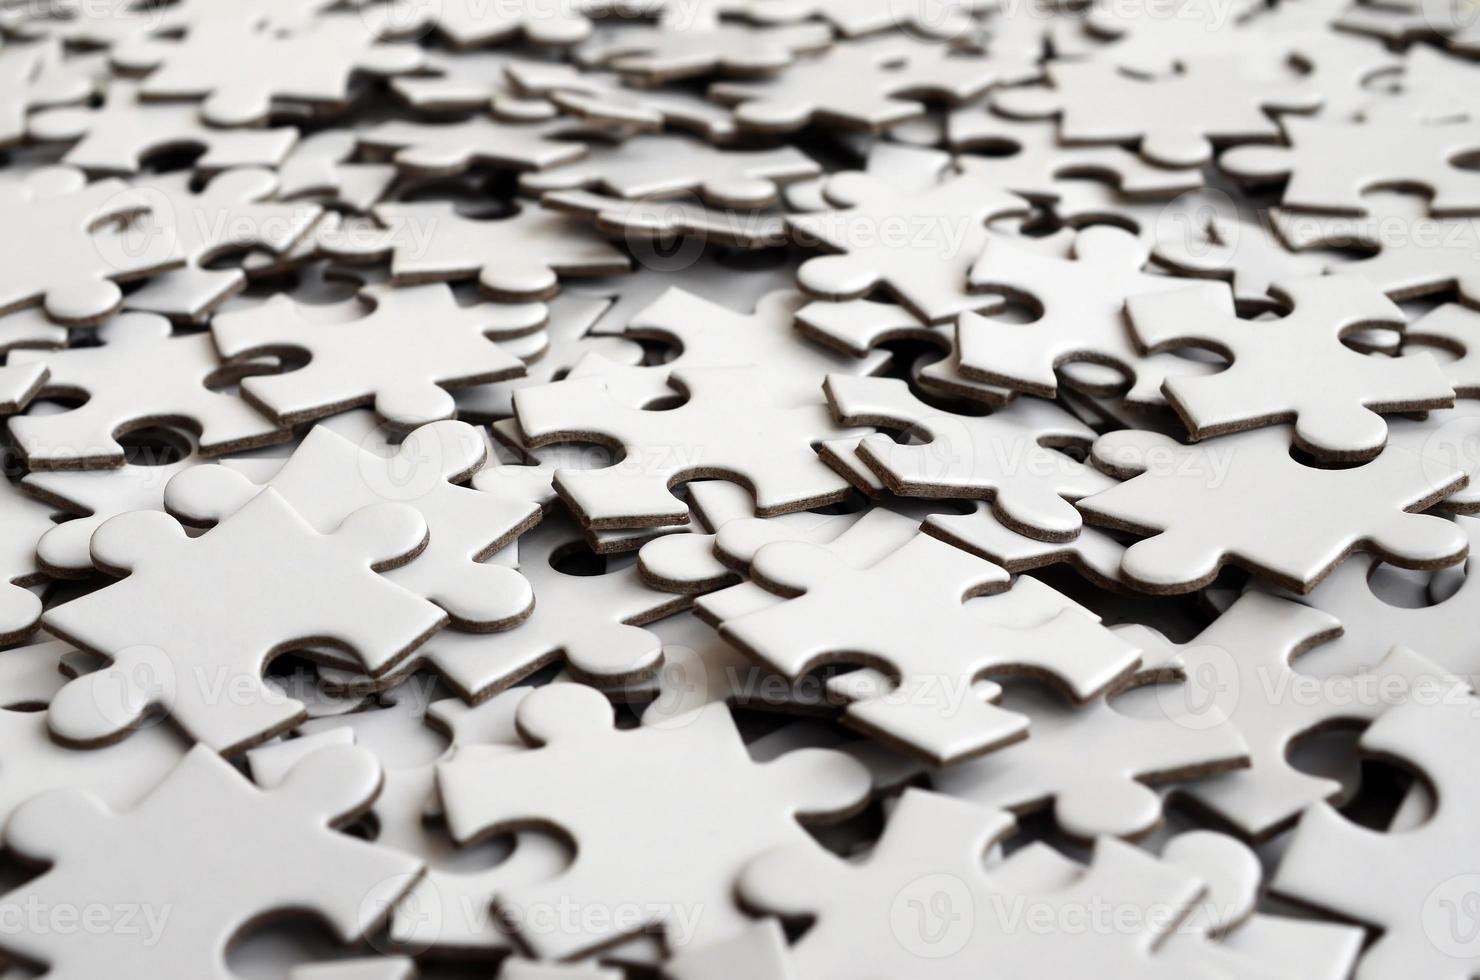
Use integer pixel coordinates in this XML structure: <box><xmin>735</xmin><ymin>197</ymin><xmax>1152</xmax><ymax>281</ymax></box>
<box><xmin>41</xmin><ymin>488</ymin><xmax>448</xmax><ymax>753</ymax></box>
<box><xmin>1077</xmin><ymin>425</ymin><xmax>1470</xmax><ymax>594</ymax></box>
<box><xmin>437</xmin><ymin>683</ymin><xmax>871</xmax><ymax>957</ymax></box>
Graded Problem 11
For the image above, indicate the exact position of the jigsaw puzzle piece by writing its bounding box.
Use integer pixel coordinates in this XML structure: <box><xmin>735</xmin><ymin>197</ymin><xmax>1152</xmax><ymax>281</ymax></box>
<box><xmin>513</xmin><ymin>366</ymin><xmax>864</xmax><ymax>528</ymax></box>
<box><xmin>8</xmin><ymin>312</ymin><xmax>287</xmax><ymax>468</ymax></box>
<box><xmin>824</xmin><ymin>374</ymin><xmax>1112</xmax><ymax>540</ymax></box>
<box><xmin>43</xmin><ymin>489</ymin><xmax>448</xmax><ymax>753</ymax></box>
<box><xmin>0</xmin><ymin>744</ymin><xmax>421</xmax><ymax>979</ymax></box>
<box><xmin>1078</xmin><ymin>426</ymin><xmax>1470</xmax><ymax>593</ymax></box>
<box><xmin>719</xmin><ymin>531</ymin><xmax>1141</xmax><ymax>763</ymax></box>
<box><xmin>1132</xmin><ymin>275</ymin><xmax>1454</xmax><ymax>460</ymax></box>
<box><xmin>319</xmin><ymin>200</ymin><xmax>631</xmax><ymax>301</ymax></box>
<box><xmin>437</xmin><ymin>683</ymin><xmax>870</xmax><ymax>957</ymax></box>
<box><xmin>0</xmin><ymin>166</ymin><xmax>182</xmax><ymax>326</ymax></box>
<box><xmin>112</xmin><ymin>14</ymin><xmax>423</xmax><ymax>126</ymax></box>
<box><xmin>787</xmin><ymin>170</ymin><xmax>1030</xmax><ymax>323</ymax></box>
<box><xmin>1221</xmin><ymin>116</ymin><xmax>1480</xmax><ymax>216</ymax></box>
<box><xmin>1273</xmin><ymin>678</ymin><xmax>1480</xmax><ymax>980</ymax></box>
<box><xmin>212</xmin><ymin>283</ymin><xmax>537</xmax><ymax>430</ymax></box>
<box><xmin>27</xmin><ymin>81</ymin><xmax>298</xmax><ymax>176</ymax></box>
<box><xmin>739</xmin><ymin>787</ymin><xmax>1220</xmax><ymax>980</ymax></box>
<box><xmin>381</xmin><ymin>515</ymin><xmax>685</xmax><ymax>699</ymax></box>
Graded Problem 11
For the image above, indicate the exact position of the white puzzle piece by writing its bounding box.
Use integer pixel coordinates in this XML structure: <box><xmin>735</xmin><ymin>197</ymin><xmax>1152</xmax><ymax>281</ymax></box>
<box><xmin>9</xmin><ymin>312</ymin><xmax>288</xmax><ymax>468</ymax></box>
<box><xmin>211</xmin><ymin>282</ymin><xmax>537</xmax><ymax>430</ymax></box>
<box><xmin>823</xmin><ymin>374</ymin><xmax>1113</xmax><ymax>540</ymax></box>
<box><xmin>319</xmin><ymin>200</ymin><xmax>632</xmax><ymax>301</ymax></box>
<box><xmin>739</xmin><ymin>788</ymin><xmax>1217</xmax><ymax>980</ymax></box>
<box><xmin>1131</xmin><ymin>275</ymin><xmax>1454</xmax><ymax>460</ymax></box>
<box><xmin>0</xmin><ymin>744</ymin><xmax>421</xmax><ymax>979</ymax></box>
<box><xmin>0</xmin><ymin>166</ymin><xmax>182</xmax><ymax>326</ymax></box>
<box><xmin>513</xmin><ymin>365</ymin><xmax>866</xmax><ymax>528</ymax></box>
<box><xmin>1078</xmin><ymin>425</ymin><xmax>1470</xmax><ymax>594</ymax></box>
<box><xmin>164</xmin><ymin>419</ymin><xmax>542</xmax><ymax>629</ymax></box>
<box><xmin>438</xmin><ymin>683</ymin><xmax>871</xmax><ymax>957</ymax></box>
<box><xmin>42</xmin><ymin>489</ymin><xmax>448</xmax><ymax>753</ymax></box>
<box><xmin>717</xmin><ymin>530</ymin><xmax>1141</xmax><ymax>763</ymax></box>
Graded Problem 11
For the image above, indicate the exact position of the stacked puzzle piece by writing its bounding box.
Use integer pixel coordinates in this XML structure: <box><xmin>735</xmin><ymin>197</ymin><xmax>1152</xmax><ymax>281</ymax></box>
<box><xmin>0</xmin><ymin>0</ymin><xmax>1476</xmax><ymax>977</ymax></box>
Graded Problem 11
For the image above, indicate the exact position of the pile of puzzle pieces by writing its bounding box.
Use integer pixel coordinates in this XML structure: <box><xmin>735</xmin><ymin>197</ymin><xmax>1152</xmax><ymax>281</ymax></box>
<box><xmin>0</xmin><ymin>0</ymin><xmax>1479</xmax><ymax>976</ymax></box>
